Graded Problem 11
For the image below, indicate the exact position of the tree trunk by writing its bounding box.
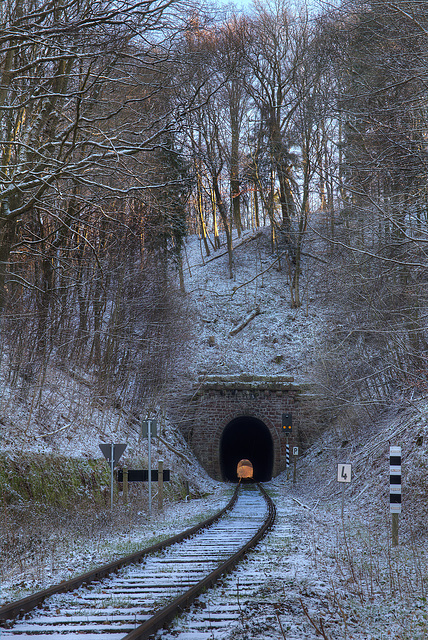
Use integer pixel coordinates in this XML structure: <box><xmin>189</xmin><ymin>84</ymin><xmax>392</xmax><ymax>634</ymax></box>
<box><xmin>210</xmin><ymin>186</ymin><xmax>221</xmax><ymax>250</ymax></box>
<box><xmin>278</xmin><ymin>168</ymin><xmax>296</xmax><ymax>232</ymax></box>
<box><xmin>196</xmin><ymin>169</ymin><xmax>210</xmax><ymax>256</ymax></box>
<box><xmin>213</xmin><ymin>173</ymin><xmax>233</xmax><ymax>278</ymax></box>
<box><xmin>0</xmin><ymin>214</ymin><xmax>15</xmax><ymax>313</ymax></box>
<box><xmin>253</xmin><ymin>186</ymin><xmax>260</xmax><ymax>228</ymax></box>
<box><xmin>230</xmin><ymin>121</ymin><xmax>241</xmax><ymax>237</ymax></box>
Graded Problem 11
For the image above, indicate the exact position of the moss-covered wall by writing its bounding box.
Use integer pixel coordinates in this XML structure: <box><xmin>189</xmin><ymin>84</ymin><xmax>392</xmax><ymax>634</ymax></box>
<box><xmin>0</xmin><ymin>453</ymin><xmax>110</xmax><ymax>507</ymax></box>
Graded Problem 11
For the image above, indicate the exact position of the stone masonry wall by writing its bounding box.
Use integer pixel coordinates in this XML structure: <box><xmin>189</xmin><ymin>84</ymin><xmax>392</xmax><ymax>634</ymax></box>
<box><xmin>179</xmin><ymin>377</ymin><xmax>302</xmax><ymax>480</ymax></box>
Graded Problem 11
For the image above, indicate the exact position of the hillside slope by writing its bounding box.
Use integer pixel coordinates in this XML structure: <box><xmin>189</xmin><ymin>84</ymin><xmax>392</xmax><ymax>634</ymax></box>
<box><xmin>179</xmin><ymin>226</ymin><xmax>330</xmax><ymax>382</ymax></box>
<box><xmin>181</xmin><ymin>226</ymin><xmax>428</xmax><ymax>536</ymax></box>
<box><xmin>1</xmin><ymin>226</ymin><xmax>428</xmax><ymax>639</ymax></box>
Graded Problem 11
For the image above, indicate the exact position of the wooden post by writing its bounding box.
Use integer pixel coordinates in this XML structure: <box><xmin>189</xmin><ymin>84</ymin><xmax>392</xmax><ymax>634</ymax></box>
<box><xmin>123</xmin><ymin>467</ymin><xmax>128</xmax><ymax>504</ymax></box>
<box><xmin>158</xmin><ymin>460</ymin><xmax>164</xmax><ymax>512</ymax></box>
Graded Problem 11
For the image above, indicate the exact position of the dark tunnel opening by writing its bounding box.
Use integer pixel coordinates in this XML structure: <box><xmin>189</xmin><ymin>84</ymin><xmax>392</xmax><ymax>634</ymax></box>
<box><xmin>220</xmin><ymin>416</ymin><xmax>274</xmax><ymax>482</ymax></box>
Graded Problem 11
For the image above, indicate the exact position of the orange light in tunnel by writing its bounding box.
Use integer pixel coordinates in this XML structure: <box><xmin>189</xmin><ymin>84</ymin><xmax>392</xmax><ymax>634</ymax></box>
<box><xmin>237</xmin><ymin>459</ymin><xmax>253</xmax><ymax>480</ymax></box>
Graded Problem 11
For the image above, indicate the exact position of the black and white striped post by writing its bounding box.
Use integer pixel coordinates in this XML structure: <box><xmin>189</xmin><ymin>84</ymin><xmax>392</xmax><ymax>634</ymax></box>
<box><xmin>390</xmin><ymin>446</ymin><xmax>401</xmax><ymax>547</ymax></box>
<box><xmin>282</xmin><ymin>413</ymin><xmax>293</xmax><ymax>480</ymax></box>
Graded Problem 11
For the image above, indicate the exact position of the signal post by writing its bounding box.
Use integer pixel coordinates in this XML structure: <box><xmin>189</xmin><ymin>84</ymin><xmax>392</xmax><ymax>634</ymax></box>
<box><xmin>282</xmin><ymin>412</ymin><xmax>297</xmax><ymax>482</ymax></box>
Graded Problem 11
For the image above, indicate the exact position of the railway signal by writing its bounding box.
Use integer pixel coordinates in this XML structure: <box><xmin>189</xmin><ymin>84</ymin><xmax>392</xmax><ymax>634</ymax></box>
<box><xmin>282</xmin><ymin>413</ymin><xmax>293</xmax><ymax>480</ymax></box>
<box><xmin>282</xmin><ymin>412</ymin><xmax>293</xmax><ymax>433</ymax></box>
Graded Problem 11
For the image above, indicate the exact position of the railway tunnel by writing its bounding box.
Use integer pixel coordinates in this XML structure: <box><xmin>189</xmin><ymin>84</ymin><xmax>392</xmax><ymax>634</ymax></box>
<box><xmin>169</xmin><ymin>375</ymin><xmax>308</xmax><ymax>481</ymax></box>
<box><xmin>220</xmin><ymin>416</ymin><xmax>273</xmax><ymax>482</ymax></box>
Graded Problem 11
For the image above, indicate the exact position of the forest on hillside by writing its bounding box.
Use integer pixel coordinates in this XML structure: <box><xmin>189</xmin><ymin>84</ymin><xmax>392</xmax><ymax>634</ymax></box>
<box><xmin>0</xmin><ymin>0</ymin><xmax>427</xmax><ymax>426</ymax></box>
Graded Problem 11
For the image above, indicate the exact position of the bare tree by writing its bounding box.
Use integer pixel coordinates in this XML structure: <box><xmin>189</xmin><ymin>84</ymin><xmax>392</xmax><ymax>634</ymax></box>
<box><xmin>244</xmin><ymin>0</ymin><xmax>301</xmax><ymax>240</ymax></box>
<box><xmin>314</xmin><ymin>0</ymin><xmax>428</xmax><ymax>409</ymax></box>
<box><xmin>181</xmin><ymin>15</ymin><xmax>249</xmax><ymax>278</ymax></box>
<box><xmin>242</xmin><ymin>1</ymin><xmax>328</xmax><ymax>306</ymax></box>
<box><xmin>0</xmin><ymin>0</ymin><xmax>201</xmax><ymax>406</ymax></box>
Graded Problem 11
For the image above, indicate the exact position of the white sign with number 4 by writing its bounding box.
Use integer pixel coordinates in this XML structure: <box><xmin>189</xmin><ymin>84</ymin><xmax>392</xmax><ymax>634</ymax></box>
<box><xmin>338</xmin><ymin>464</ymin><xmax>352</xmax><ymax>483</ymax></box>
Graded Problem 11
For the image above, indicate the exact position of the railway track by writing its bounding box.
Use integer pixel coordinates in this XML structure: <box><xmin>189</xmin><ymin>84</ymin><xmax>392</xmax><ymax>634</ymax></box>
<box><xmin>0</xmin><ymin>484</ymin><xmax>275</xmax><ymax>640</ymax></box>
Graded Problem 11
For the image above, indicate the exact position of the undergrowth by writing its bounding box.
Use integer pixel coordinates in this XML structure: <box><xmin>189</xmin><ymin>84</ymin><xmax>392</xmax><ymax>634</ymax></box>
<box><xmin>0</xmin><ymin>453</ymin><xmax>110</xmax><ymax>507</ymax></box>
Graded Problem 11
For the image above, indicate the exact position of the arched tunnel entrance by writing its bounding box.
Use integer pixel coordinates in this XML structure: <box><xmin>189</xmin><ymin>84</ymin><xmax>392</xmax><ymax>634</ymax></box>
<box><xmin>220</xmin><ymin>416</ymin><xmax>274</xmax><ymax>482</ymax></box>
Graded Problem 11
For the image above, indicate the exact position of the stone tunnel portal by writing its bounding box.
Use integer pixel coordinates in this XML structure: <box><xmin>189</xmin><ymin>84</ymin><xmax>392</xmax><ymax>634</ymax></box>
<box><xmin>220</xmin><ymin>416</ymin><xmax>274</xmax><ymax>482</ymax></box>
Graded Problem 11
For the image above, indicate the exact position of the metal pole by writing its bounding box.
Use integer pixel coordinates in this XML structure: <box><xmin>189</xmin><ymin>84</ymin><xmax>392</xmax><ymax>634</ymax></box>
<box><xmin>148</xmin><ymin>421</ymin><xmax>152</xmax><ymax>517</ymax></box>
<box><xmin>341</xmin><ymin>482</ymin><xmax>345</xmax><ymax>519</ymax></box>
<box><xmin>110</xmin><ymin>443</ymin><xmax>114</xmax><ymax>510</ymax></box>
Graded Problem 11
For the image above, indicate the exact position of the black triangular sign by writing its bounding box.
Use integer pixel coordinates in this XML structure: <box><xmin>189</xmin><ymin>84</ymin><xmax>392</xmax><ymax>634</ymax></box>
<box><xmin>99</xmin><ymin>443</ymin><xmax>127</xmax><ymax>466</ymax></box>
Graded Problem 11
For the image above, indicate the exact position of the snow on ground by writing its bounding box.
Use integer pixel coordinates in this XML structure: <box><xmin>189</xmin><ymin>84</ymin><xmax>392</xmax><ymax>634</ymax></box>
<box><xmin>1</xmin><ymin>225</ymin><xmax>428</xmax><ymax>638</ymax></box>
<box><xmin>178</xmin><ymin>226</ymin><xmax>330</xmax><ymax>382</ymax></box>
<box><xmin>0</xmin><ymin>484</ymin><xmax>232</xmax><ymax>602</ymax></box>
<box><xmin>0</xmin><ymin>226</ymin><xmax>324</xmax><ymax>460</ymax></box>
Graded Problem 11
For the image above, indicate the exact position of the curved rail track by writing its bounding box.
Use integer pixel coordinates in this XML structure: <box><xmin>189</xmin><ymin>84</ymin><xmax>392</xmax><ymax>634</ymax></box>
<box><xmin>0</xmin><ymin>484</ymin><xmax>275</xmax><ymax>640</ymax></box>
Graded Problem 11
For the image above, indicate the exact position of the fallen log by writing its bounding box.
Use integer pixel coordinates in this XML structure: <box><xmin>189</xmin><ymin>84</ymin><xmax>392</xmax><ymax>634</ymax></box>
<box><xmin>229</xmin><ymin>306</ymin><xmax>262</xmax><ymax>337</ymax></box>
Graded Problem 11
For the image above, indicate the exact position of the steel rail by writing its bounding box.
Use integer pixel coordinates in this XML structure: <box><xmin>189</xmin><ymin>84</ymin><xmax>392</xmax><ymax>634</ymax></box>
<box><xmin>0</xmin><ymin>486</ymin><xmax>239</xmax><ymax>624</ymax></box>
<box><xmin>122</xmin><ymin>483</ymin><xmax>276</xmax><ymax>640</ymax></box>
